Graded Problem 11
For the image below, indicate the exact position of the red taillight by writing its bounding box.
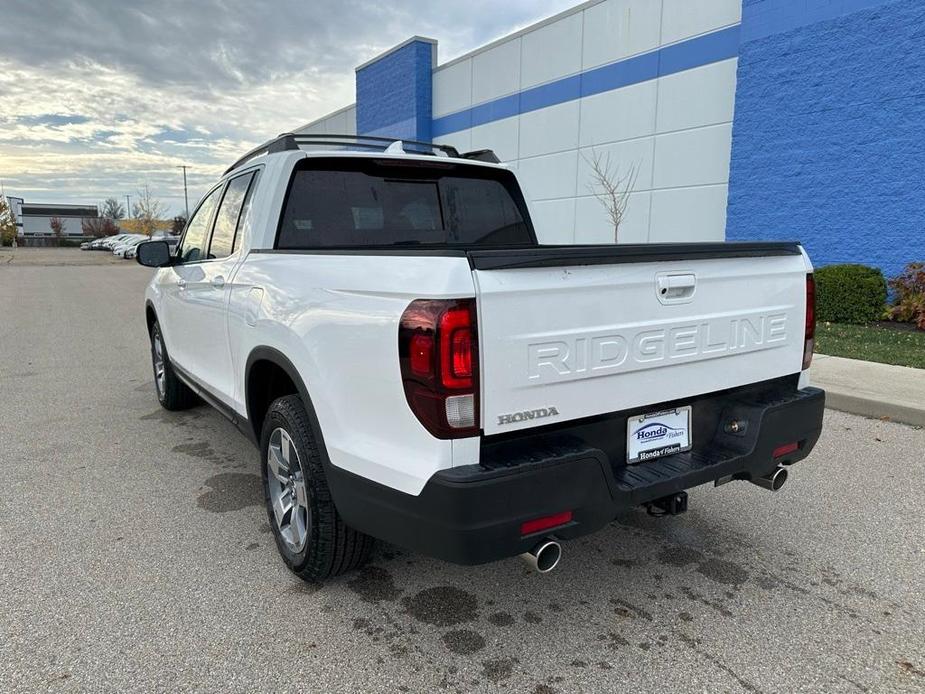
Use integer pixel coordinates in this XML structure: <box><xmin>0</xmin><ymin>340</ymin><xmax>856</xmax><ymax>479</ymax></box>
<box><xmin>410</xmin><ymin>334</ymin><xmax>433</xmax><ymax>377</ymax></box>
<box><xmin>399</xmin><ymin>299</ymin><xmax>479</xmax><ymax>439</ymax></box>
<box><xmin>803</xmin><ymin>274</ymin><xmax>816</xmax><ymax>370</ymax></box>
<box><xmin>439</xmin><ymin>307</ymin><xmax>474</xmax><ymax>388</ymax></box>
<box><xmin>521</xmin><ymin>511</ymin><xmax>573</xmax><ymax>536</ymax></box>
<box><xmin>773</xmin><ymin>441</ymin><xmax>799</xmax><ymax>459</ymax></box>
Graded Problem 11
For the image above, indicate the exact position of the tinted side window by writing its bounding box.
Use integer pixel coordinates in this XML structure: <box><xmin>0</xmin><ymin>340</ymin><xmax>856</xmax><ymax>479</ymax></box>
<box><xmin>208</xmin><ymin>172</ymin><xmax>256</xmax><ymax>259</ymax></box>
<box><xmin>178</xmin><ymin>186</ymin><xmax>222</xmax><ymax>263</ymax></box>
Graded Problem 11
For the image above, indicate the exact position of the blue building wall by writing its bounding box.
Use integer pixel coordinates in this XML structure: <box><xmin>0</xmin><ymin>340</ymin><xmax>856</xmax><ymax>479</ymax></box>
<box><xmin>726</xmin><ymin>0</ymin><xmax>925</xmax><ymax>279</ymax></box>
<box><xmin>355</xmin><ymin>39</ymin><xmax>435</xmax><ymax>141</ymax></box>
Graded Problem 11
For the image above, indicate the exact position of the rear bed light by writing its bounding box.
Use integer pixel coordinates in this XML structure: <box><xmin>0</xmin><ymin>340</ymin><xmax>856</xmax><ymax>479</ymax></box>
<box><xmin>803</xmin><ymin>274</ymin><xmax>816</xmax><ymax>370</ymax></box>
<box><xmin>399</xmin><ymin>299</ymin><xmax>479</xmax><ymax>438</ymax></box>
<box><xmin>521</xmin><ymin>511</ymin><xmax>573</xmax><ymax>536</ymax></box>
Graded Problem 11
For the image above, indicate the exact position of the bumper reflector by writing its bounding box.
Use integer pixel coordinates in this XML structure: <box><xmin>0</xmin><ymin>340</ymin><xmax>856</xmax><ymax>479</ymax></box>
<box><xmin>773</xmin><ymin>441</ymin><xmax>799</xmax><ymax>459</ymax></box>
<box><xmin>521</xmin><ymin>511</ymin><xmax>573</xmax><ymax>536</ymax></box>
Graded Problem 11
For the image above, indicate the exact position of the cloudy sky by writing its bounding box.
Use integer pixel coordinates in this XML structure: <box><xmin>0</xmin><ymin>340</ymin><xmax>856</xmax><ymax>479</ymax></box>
<box><xmin>0</xmin><ymin>0</ymin><xmax>575</xmax><ymax>216</ymax></box>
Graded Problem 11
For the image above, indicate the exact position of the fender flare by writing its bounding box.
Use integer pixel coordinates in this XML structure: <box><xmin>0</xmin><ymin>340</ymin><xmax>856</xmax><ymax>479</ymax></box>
<box><xmin>244</xmin><ymin>346</ymin><xmax>330</xmax><ymax>462</ymax></box>
<box><xmin>144</xmin><ymin>299</ymin><xmax>158</xmax><ymax>333</ymax></box>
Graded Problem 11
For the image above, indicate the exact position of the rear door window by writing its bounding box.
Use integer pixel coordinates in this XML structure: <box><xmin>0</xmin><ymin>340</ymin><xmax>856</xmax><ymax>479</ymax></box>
<box><xmin>178</xmin><ymin>186</ymin><xmax>222</xmax><ymax>263</ymax></box>
<box><xmin>276</xmin><ymin>159</ymin><xmax>534</xmax><ymax>249</ymax></box>
<box><xmin>208</xmin><ymin>171</ymin><xmax>257</xmax><ymax>259</ymax></box>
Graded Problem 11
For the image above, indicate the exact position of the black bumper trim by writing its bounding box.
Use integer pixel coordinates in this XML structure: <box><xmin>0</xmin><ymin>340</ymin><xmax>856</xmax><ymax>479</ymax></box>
<box><xmin>326</xmin><ymin>386</ymin><xmax>825</xmax><ymax>565</ymax></box>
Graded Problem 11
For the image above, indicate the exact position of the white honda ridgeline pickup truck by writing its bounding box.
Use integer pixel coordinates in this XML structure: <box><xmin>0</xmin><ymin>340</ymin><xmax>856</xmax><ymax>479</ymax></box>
<box><xmin>137</xmin><ymin>133</ymin><xmax>825</xmax><ymax>581</ymax></box>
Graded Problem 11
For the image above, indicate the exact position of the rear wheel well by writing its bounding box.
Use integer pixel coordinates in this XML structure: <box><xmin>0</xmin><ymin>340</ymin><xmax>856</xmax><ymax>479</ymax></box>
<box><xmin>247</xmin><ymin>359</ymin><xmax>299</xmax><ymax>440</ymax></box>
<box><xmin>145</xmin><ymin>305</ymin><xmax>157</xmax><ymax>335</ymax></box>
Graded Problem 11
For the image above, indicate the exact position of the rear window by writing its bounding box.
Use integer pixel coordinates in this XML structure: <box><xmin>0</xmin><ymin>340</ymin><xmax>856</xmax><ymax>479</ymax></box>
<box><xmin>276</xmin><ymin>158</ymin><xmax>534</xmax><ymax>249</ymax></box>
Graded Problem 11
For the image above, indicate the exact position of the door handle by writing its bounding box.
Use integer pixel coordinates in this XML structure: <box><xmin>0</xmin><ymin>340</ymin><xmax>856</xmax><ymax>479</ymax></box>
<box><xmin>656</xmin><ymin>273</ymin><xmax>696</xmax><ymax>303</ymax></box>
<box><xmin>211</xmin><ymin>276</ymin><xmax>226</xmax><ymax>289</ymax></box>
<box><xmin>177</xmin><ymin>278</ymin><xmax>187</xmax><ymax>290</ymax></box>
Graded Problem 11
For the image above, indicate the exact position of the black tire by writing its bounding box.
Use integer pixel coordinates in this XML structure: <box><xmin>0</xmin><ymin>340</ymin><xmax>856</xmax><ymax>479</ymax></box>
<box><xmin>260</xmin><ymin>394</ymin><xmax>374</xmax><ymax>582</ymax></box>
<box><xmin>149</xmin><ymin>321</ymin><xmax>198</xmax><ymax>411</ymax></box>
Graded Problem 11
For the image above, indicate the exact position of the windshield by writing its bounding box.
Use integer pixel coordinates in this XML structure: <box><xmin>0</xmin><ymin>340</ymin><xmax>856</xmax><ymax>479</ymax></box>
<box><xmin>276</xmin><ymin>158</ymin><xmax>534</xmax><ymax>249</ymax></box>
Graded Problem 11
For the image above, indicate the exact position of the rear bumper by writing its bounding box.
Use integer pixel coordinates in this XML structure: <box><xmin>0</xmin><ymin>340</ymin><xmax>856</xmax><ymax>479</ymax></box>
<box><xmin>327</xmin><ymin>381</ymin><xmax>825</xmax><ymax>565</ymax></box>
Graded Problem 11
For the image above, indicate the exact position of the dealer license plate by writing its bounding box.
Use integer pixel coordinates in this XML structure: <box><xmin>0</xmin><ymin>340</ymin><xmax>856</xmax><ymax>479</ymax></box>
<box><xmin>626</xmin><ymin>406</ymin><xmax>692</xmax><ymax>464</ymax></box>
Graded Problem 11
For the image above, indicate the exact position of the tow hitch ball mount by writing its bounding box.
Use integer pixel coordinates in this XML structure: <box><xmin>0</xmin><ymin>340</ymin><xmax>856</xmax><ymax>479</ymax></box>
<box><xmin>646</xmin><ymin>491</ymin><xmax>688</xmax><ymax>517</ymax></box>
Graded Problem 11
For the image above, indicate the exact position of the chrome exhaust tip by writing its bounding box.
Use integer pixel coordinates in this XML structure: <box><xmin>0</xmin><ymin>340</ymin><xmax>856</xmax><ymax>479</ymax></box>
<box><xmin>750</xmin><ymin>466</ymin><xmax>788</xmax><ymax>492</ymax></box>
<box><xmin>520</xmin><ymin>539</ymin><xmax>562</xmax><ymax>573</ymax></box>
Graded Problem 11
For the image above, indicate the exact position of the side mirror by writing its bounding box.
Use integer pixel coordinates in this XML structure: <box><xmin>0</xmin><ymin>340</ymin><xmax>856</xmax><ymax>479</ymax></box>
<box><xmin>136</xmin><ymin>240</ymin><xmax>172</xmax><ymax>268</ymax></box>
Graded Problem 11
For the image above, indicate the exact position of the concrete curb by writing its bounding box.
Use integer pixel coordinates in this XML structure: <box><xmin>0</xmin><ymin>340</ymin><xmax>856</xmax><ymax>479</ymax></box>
<box><xmin>811</xmin><ymin>354</ymin><xmax>925</xmax><ymax>428</ymax></box>
<box><xmin>823</xmin><ymin>390</ymin><xmax>925</xmax><ymax>428</ymax></box>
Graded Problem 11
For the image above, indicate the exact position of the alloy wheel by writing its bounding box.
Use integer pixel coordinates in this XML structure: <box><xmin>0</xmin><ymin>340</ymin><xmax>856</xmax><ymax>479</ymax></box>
<box><xmin>266</xmin><ymin>427</ymin><xmax>310</xmax><ymax>553</ymax></box>
<box><xmin>152</xmin><ymin>329</ymin><xmax>166</xmax><ymax>398</ymax></box>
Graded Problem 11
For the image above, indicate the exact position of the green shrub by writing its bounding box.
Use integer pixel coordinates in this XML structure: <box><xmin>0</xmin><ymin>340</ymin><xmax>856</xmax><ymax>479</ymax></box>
<box><xmin>888</xmin><ymin>262</ymin><xmax>925</xmax><ymax>330</ymax></box>
<box><xmin>814</xmin><ymin>264</ymin><xmax>887</xmax><ymax>324</ymax></box>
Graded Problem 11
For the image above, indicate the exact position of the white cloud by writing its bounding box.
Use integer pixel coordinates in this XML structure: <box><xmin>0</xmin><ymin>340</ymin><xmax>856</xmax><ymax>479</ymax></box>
<box><xmin>0</xmin><ymin>0</ymin><xmax>577</xmax><ymax>214</ymax></box>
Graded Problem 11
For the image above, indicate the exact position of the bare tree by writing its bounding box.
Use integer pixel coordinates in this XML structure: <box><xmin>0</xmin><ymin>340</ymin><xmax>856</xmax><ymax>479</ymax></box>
<box><xmin>49</xmin><ymin>216</ymin><xmax>65</xmax><ymax>245</ymax></box>
<box><xmin>583</xmin><ymin>148</ymin><xmax>639</xmax><ymax>243</ymax></box>
<box><xmin>132</xmin><ymin>184</ymin><xmax>166</xmax><ymax>237</ymax></box>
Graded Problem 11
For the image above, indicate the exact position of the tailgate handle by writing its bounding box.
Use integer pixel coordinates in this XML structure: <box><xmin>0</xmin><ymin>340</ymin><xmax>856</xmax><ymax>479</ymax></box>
<box><xmin>656</xmin><ymin>273</ymin><xmax>696</xmax><ymax>303</ymax></box>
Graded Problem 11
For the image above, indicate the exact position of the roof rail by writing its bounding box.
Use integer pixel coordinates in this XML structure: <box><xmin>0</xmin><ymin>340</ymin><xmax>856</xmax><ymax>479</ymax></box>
<box><xmin>224</xmin><ymin>133</ymin><xmax>463</xmax><ymax>174</ymax></box>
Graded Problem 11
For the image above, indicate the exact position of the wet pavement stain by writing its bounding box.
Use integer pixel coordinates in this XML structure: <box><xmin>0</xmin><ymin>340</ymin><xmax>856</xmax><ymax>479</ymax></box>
<box><xmin>402</xmin><ymin>586</ymin><xmax>478</xmax><ymax>627</ymax></box>
<box><xmin>658</xmin><ymin>545</ymin><xmax>704</xmax><ymax>566</ymax></box>
<box><xmin>678</xmin><ymin>633</ymin><xmax>761</xmax><ymax>693</ymax></box>
<box><xmin>481</xmin><ymin>657</ymin><xmax>518</xmax><ymax>682</ymax></box>
<box><xmin>679</xmin><ymin>586</ymin><xmax>735</xmax><ymax>618</ymax></box>
<box><xmin>388</xmin><ymin>643</ymin><xmax>409</xmax><ymax>658</ymax></box>
<box><xmin>196</xmin><ymin>473</ymin><xmax>261</xmax><ymax>513</ymax></box>
<box><xmin>441</xmin><ymin>629</ymin><xmax>486</xmax><ymax>655</ymax></box>
<box><xmin>604</xmin><ymin>632</ymin><xmax>630</xmax><ymax>650</ymax></box>
<box><xmin>523</xmin><ymin>611</ymin><xmax>542</xmax><ymax>624</ymax></box>
<box><xmin>897</xmin><ymin>660</ymin><xmax>925</xmax><ymax>678</ymax></box>
<box><xmin>696</xmin><ymin>557</ymin><xmax>750</xmax><ymax>587</ymax></box>
<box><xmin>487</xmin><ymin>611</ymin><xmax>515</xmax><ymax>627</ymax></box>
<box><xmin>611</xmin><ymin>597</ymin><xmax>653</xmax><ymax>621</ymax></box>
<box><xmin>346</xmin><ymin>566</ymin><xmax>402</xmax><ymax>603</ymax></box>
<box><xmin>245</xmin><ymin>542</ymin><xmax>259</xmax><ymax>551</ymax></box>
<box><xmin>173</xmin><ymin>441</ymin><xmax>222</xmax><ymax>463</ymax></box>
<box><xmin>141</xmin><ymin>408</ymin><xmax>203</xmax><ymax>425</ymax></box>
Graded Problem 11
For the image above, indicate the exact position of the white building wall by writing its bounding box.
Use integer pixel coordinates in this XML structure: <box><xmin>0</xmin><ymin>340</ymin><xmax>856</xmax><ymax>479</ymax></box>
<box><xmin>293</xmin><ymin>105</ymin><xmax>357</xmax><ymax>136</ymax></box>
<box><xmin>432</xmin><ymin>0</ymin><xmax>741</xmax><ymax>244</ymax></box>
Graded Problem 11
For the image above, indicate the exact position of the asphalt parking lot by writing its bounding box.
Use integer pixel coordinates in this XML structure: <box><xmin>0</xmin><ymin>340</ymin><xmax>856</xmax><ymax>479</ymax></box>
<box><xmin>2</xmin><ymin>249</ymin><xmax>924</xmax><ymax>693</ymax></box>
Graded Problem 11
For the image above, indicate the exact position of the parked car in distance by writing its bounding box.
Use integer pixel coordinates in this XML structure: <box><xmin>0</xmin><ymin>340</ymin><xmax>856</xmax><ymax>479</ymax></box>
<box><xmin>138</xmin><ymin>133</ymin><xmax>825</xmax><ymax>583</ymax></box>
<box><xmin>87</xmin><ymin>233</ymin><xmax>131</xmax><ymax>251</ymax></box>
<box><xmin>113</xmin><ymin>235</ymin><xmax>148</xmax><ymax>258</ymax></box>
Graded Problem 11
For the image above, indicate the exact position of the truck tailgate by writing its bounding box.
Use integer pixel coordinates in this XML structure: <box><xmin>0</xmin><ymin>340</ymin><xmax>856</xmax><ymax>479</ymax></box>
<box><xmin>470</xmin><ymin>243</ymin><xmax>809</xmax><ymax>435</ymax></box>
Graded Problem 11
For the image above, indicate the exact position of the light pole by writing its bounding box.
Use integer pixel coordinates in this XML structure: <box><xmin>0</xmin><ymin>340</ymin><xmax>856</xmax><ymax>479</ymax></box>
<box><xmin>125</xmin><ymin>194</ymin><xmax>131</xmax><ymax>219</ymax></box>
<box><xmin>177</xmin><ymin>165</ymin><xmax>190</xmax><ymax>219</ymax></box>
